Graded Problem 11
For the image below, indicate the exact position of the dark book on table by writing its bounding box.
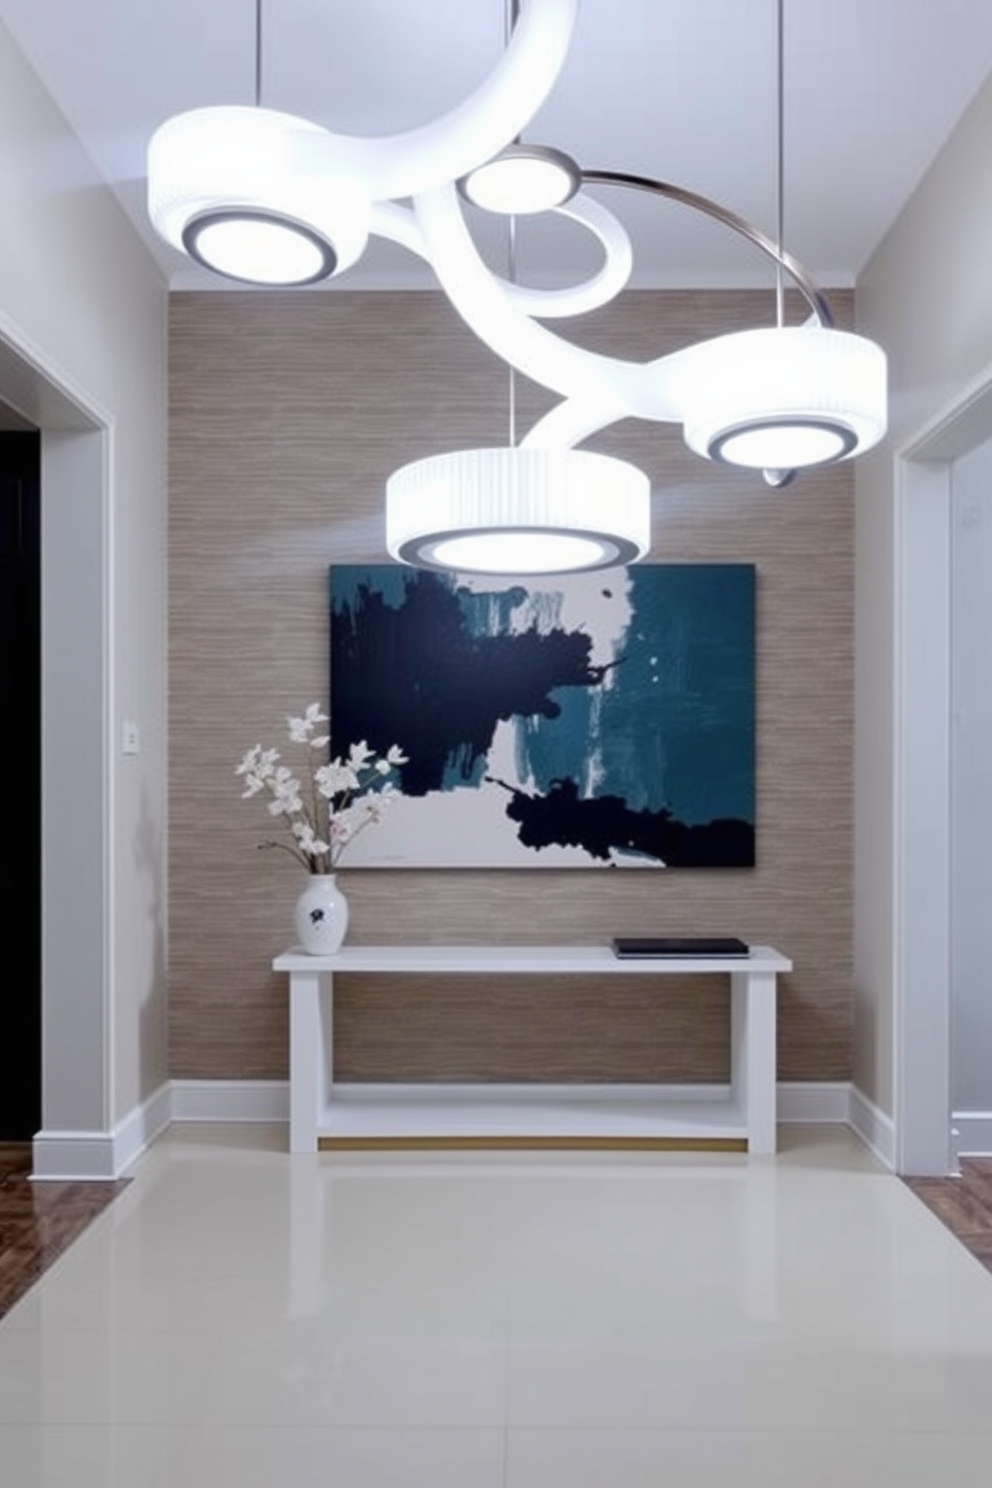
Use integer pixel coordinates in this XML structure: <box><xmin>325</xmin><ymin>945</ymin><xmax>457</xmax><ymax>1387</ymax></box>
<box><xmin>612</xmin><ymin>936</ymin><xmax>750</xmax><ymax>958</ymax></box>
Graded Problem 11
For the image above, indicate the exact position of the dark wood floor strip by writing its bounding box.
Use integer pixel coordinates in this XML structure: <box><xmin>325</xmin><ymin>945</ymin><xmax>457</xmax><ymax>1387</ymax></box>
<box><xmin>0</xmin><ymin>1143</ymin><xmax>129</xmax><ymax>1320</ymax></box>
<box><xmin>904</xmin><ymin>1158</ymin><xmax>992</xmax><ymax>1275</ymax></box>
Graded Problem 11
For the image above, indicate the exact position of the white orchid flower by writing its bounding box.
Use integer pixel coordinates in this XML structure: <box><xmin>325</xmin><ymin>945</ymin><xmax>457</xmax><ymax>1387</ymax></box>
<box><xmin>287</xmin><ymin>702</ymin><xmax>328</xmax><ymax>742</ymax></box>
<box><xmin>235</xmin><ymin>745</ymin><xmax>261</xmax><ymax>776</ymax></box>
<box><xmin>315</xmin><ymin>761</ymin><xmax>360</xmax><ymax>798</ymax></box>
<box><xmin>236</xmin><ymin>744</ymin><xmax>280</xmax><ymax>782</ymax></box>
<box><xmin>268</xmin><ymin>765</ymin><xmax>303</xmax><ymax>816</ymax></box>
<box><xmin>346</xmin><ymin>740</ymin><xmax>374</xmax><ymax>770</ymax></box>
<box><xmin>293</xmin><ymin>821</ymin><xmax>329</xmax><ymax>856</ymax></box>
<box><xmin>238</xmin><ymin>706</ymin><xmax>407</xmax><ymax>871</ymax></box>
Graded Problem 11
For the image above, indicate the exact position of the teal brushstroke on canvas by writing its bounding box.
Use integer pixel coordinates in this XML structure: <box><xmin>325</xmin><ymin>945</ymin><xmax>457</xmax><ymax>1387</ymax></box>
<box><xmin>440</xmin><ymin>739</ymin><xmax>488</xmax><ymax>792</ymax></box>
<box><xmin>453</xmin><ymin>579</ymin><xmax>530</xmax><ymax>635</ymax></box>
<box><xmin>515</xmin><ymin>686</ymin><xmax>597</xmax><ymax>797</ymax></box>
<box><xmin>511</xmin><ymin>565</ymin><xmax>754</xmax><ymax>824</ymax></box>
<box><xmin>329</xmin><ymin>564</ymin><xmax>416</xmax><ymax>613</ymax></box>
<box><xmin>595</xmin><ymin>564</ymin><xmax>754</xmax><ymax>824</ymax></box>
<box><xmin>453</xmin><ymin>577</ymin><xmax>602</xmax><ymax>795</ymax></box>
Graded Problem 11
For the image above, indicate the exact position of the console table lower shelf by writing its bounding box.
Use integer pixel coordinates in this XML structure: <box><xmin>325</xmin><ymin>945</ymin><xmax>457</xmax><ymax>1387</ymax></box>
<box><xmin>272</xmin><ymin>944</ymin><xmax>793</xmax><ymax>1155</ymax></box>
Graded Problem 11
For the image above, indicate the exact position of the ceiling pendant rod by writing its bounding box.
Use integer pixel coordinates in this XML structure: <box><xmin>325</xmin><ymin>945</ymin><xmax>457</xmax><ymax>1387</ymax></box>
<box><xmin>507</xmin><ymin>213</ymin><xmax>518</xmax><ymax>448</ymax></box>
<box><xmin>506</xmin><ymin>0</ymin><xmax>518</xmax><ymax>448</ymax></box>
<box><xmin>254</xmin><ymin>0</ymin><xmax>262</xmax><ymax>107</ymax></box>
<box><xmin>775</xmin><ymin>0</ymin><xmax>785</xmax><ymax>329</ymax></box>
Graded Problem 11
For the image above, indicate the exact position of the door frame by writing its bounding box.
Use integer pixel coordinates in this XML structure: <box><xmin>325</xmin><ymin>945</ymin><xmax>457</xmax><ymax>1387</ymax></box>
<box><xmin>0</xmin><ymin>318</ymin><xmax>112</xmax><ymax>1158</ymax></box>
<box><xmin>894</xmin><ymin>366</ymin><xmax>992</xmax><ymax>1173</ymax></box>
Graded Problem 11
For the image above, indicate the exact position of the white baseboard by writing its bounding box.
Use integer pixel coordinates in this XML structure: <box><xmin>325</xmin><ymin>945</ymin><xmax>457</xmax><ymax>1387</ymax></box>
<box><xmin>31</xmin><ymin>1082</ymin><xmax>283</xmax><ymax>1180</ymax></box>
<box><xmin>169</xmin><ymin>1079</ymin><xmax>858</xmax><ymax>1127</ymax></box>
<box><xmin>848</xmin><ymin>1084</ymin><xmax>896</xmax><ymax>1170</ymax></box>
<box><xmin>32</xmin><ymin>1131</ymin><xmax>120</xmax><ymax>1181</ymax></box>
<box><xmin>29</xmin><ymin>1079</ymin><xmax>876</xmax><ymax>1179</ymax></box>
<box><xmin>777</xmin><ymin>1081</ymin><xmax>851</xmax><ymax>1123</ymax></box>
<box><xmin>32</xmin><ymin>1081</ymin><xmax>171</xmax><ymax>1180</ymax></box>
<box><xmin>951</xmin><ymin>1110</ymin><xmax>992</xmax><ymax>1158</ymax></box>
<box><xmin>170</xmin><ymin>1079</ymin><xmax>289</xmax><ymax>1123</ymax></box>
<box><xmin>111</xmin><ymin>1081</ymin><xmax>172</xmax><ymax>1172</ymax></box>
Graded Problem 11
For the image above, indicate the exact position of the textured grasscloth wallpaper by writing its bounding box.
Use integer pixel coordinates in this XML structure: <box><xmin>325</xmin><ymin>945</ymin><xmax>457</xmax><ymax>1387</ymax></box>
<box><xmin>168</xmin><ymin>289</ymin><xmax>853</xmax><ymax>1083</ymax></box>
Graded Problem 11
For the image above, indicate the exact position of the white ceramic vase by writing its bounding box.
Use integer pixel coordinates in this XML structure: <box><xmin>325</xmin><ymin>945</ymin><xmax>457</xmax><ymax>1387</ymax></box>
<box><xmin>294</xmin><ymin>873</ymin><xmax>349</xmax><ymax>955</ymax></box>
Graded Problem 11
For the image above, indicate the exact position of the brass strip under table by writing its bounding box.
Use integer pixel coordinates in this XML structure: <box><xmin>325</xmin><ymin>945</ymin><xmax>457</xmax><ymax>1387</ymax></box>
<box><xmin>318</xmin><ymin>1135</ymin><xmax>748</xmax><ymax>1153</ymax></box>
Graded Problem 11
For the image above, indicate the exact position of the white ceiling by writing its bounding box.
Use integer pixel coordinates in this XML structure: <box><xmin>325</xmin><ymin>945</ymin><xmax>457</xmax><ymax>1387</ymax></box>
<box><xmin>2</xmin><ymin>0</ymin><xmax>992</xmax><ymax>295</ymax></box>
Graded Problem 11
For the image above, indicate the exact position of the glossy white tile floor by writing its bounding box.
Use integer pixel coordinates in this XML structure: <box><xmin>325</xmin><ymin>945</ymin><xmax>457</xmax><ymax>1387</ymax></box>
<box><xmin>2</xmin><ymin>1124</ymin><xmax>992</xmax><ymax>1487</ymax></box>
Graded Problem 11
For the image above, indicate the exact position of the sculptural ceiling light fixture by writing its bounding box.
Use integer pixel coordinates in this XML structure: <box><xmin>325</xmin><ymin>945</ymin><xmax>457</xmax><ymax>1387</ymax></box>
<box><xmin>146</xmin><ymin>0</ymin><xmax>888</xmax><ymax>574</ymax></box>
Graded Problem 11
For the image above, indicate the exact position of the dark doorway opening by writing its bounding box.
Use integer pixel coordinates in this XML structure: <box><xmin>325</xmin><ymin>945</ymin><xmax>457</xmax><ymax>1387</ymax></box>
<box><xmin>0</xmin><ymin>429</ymin><xmax>41</xmax><ymax>1139</ymax></box>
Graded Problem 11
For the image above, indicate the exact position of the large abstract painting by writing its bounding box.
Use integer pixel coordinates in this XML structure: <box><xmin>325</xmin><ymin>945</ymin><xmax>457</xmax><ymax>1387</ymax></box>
<box><xmin>329</xmin><ymin>564</ymin><xmax>755</xmax><ymax>868</ymax></box>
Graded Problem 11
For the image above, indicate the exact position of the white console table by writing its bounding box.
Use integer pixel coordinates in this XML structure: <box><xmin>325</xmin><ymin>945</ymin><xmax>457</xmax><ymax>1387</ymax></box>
<box><xmin>272</xmin><ymin>944</ymin><xmax>792</xmax><ymax>1155</ymax></box>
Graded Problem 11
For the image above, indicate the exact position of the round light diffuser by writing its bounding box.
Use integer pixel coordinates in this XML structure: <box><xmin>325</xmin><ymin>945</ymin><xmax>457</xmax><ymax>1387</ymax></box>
<box><xmin>182</xmin><ymin>208</ymin><xmax>338</xmax><ymax>285</ymax></box>
<box><xmin>680</xmin><ymin>325</ymin><xmax>887</xmax><ymax>469</ymax></box>
<box><xmin>148</xmin><ymin>106</ymin><xmax>370</xmax><ymax>285</ymax></box>
<box><xmin>386</xmin><ymin>447</ymin><xmax>650</xmax><ymax>574</ymax></box>
<box><xmin>458</xmin><ymin>144</ymin><xmax>582</xmax><ymax>215</ymax></box>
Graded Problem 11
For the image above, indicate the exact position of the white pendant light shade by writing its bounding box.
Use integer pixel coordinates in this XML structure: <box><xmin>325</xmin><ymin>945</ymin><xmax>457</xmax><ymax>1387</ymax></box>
<box><xmin>147</xmin><ymin>106</ymin><xmax>370</xmax><ymax>284</ymax></box>
<box><xmin>680</xmin><ymin>325</ymin><xmax>888</xmax><ymax>470</ymax></box>
<box><xmin>386</xmin><ymin>447</ymin><xmax>650</xmax><ymax>574</ymax></box>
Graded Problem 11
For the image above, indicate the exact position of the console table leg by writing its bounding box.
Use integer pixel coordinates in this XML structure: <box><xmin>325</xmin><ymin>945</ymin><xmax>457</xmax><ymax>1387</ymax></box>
<box><xmin>289</xmin><ymin>969</ymin><xmax>330</xmax><ymax>1153</ymax></box>
<box><xmin>731</xmin><ymin>969</ymin><xmax>778</xmax><ymax>1155</ymax></box>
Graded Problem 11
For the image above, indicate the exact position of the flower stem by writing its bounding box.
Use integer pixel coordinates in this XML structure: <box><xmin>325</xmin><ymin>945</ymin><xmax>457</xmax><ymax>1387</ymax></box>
<box><xmin>260</xmin><ymin>839</ymin><xmax>311</xmax><ymax>872</ymax></box>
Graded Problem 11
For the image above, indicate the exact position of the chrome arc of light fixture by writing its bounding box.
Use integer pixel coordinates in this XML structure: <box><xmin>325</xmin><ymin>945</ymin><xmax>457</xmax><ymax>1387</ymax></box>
<box><xmin>145</xmin><ymin>0</ymin><xmax>888</xmax><ymax>576</ymax></box>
